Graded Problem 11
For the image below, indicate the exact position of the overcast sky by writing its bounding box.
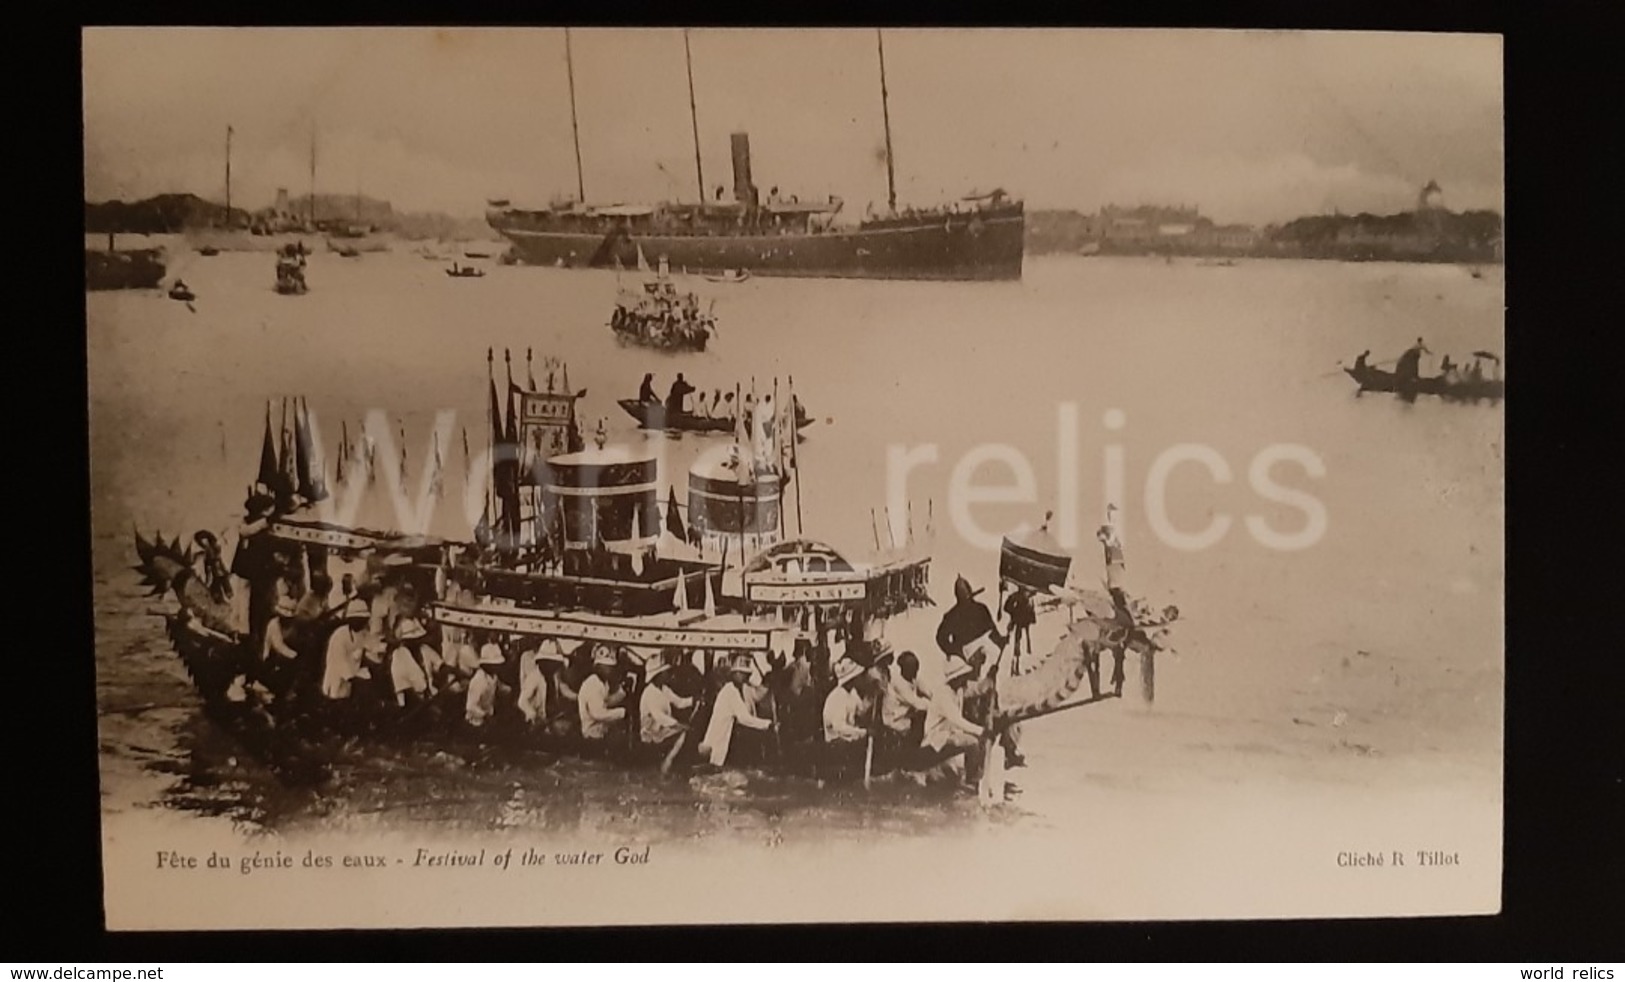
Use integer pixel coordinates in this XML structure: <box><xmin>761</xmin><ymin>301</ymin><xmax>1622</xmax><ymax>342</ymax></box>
<box><xmin>83</xmin><ymin>28</ymin><xmax>1502</xmax><ymax>225</ymax></box>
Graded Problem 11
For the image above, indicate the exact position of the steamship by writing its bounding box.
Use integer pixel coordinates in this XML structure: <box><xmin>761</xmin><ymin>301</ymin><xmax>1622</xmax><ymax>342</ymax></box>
<box><xmin>486</xmin><ymin>30</ymin><xmax>1024</xmax><ymax>283</ymax></box>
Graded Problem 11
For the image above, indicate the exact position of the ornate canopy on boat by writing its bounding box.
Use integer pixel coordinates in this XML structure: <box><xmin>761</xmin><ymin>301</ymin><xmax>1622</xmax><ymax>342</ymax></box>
<box><xmin>743</xmin><ymin>538</ymin><xmax>853</xmax><ymax>575</ymax></box>
<box><xmin>737</xmin><ymin>537</ymin><xmax>932</xmax><ymax>614</ymax></box>
<box><xmin>267</xmin><ymin>514</ymin><xmax>443</xmax><ymax>560</ymax></box>
<box><xmin>999</xmin><ymin>523</ymin><xmax>1073</xmax><ymax>593</ymax></box>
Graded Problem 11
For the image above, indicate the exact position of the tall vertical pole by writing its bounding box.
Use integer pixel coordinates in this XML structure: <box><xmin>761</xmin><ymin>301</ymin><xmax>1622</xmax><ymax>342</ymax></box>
<box><xmin>877</xmin><ymin>29</ymin><xmax>897</xmax><ymax>215</ymax></box>
<box><xmin>565</xmin><ymin>28</ymin><xmax>586</xmax><ymax>204</ymax></box>
<box><xmin>773</xmin><ymin>377</ymin><xmax>785</xmax><ymax>539</ymax></box>
<box><xmin>309</xmin><ymin>125</ymin><xmax>317</xmax><ymax>229</ymax></box>
<box><xmin>789</xmin><ymin>375</ymin><xmax>804</xmax><ymax>536</ymax></box>
<box><xmin>225</xmin><ymin>125</ymin><xmax>233</xmax><ymax>226</ymax></box>
<box><xmin>684</xmin><ymin>29</ymin><xmax>705</xmax><ymax>205</ymax></box>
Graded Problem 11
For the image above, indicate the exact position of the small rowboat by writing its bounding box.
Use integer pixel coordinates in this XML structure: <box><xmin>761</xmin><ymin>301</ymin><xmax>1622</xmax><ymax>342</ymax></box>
<box><xmin>446</xmin><ymin>265</ymin><xmax>486</xmax><ymax>278</ymax></box>
<box><xmin>1344</xmin><ymin>364</ymin><xmax>1504</xmax><ymax>401</ymax></box>
<box><xmin>617</xmin><ymin>398</ymin><xmax>814</xmax><ymax>434</ymax></box>
<box><xmin>703</xmin><ymin>269</ymin><xmax>751</xmax><ymax>283</ymax></box>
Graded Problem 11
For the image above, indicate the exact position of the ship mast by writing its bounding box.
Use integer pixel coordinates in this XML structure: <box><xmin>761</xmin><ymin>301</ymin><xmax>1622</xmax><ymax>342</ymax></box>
<box><xmin>224</xmin><ymin>125</ymin><xmax>233</xmax><ymax>227</ymax></box>
<box><xmin>684</xmin><ymin>29</ymin><xmax>705</xmax><ymax>204</ymax></box>
<box><xmin>308</xmin><ymin>125</ymin><xmax>317</xmax><ymax>229</ymax></box>
<box><xmin>564</xmin><ymin>28</ymin><xmax>586</xmax><ymax>204</ymax></box>
<box><xmin>877</xmin><ymin>29</ymin><xmax>897</xmax><ymax>215</ymax></box>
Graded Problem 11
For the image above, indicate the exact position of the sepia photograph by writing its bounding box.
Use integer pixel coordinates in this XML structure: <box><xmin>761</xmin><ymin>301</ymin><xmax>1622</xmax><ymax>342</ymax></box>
<box><xmin>84</xmin><ymin>26</ymin><xmax>1504</xmax><ymax>930</ymax></box>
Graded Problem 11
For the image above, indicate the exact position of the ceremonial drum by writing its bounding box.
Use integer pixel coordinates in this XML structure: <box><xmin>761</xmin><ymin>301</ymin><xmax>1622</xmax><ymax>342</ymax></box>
<box><xmin>687</xmin><ymin>459</ymin><xmax>784</xmax><ymax>553</ymax></box>
<box><xmin>543</xmin><ymin>446</ymin><xmax>660</xmax><ymax>549</ymax></box>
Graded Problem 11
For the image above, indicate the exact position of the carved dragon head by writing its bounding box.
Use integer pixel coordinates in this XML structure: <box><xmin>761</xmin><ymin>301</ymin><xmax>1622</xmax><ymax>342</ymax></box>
<box><xmin>133</xmin><ymin>528</ymin><xmax>195</xmax><ymax>599</ymax></box>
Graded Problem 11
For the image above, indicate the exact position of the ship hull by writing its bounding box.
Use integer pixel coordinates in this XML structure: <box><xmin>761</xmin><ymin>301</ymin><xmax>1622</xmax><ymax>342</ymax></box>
<box><xmin>86</xmin><ymin>248</ymin><xmax>166</xmax><ymax>291</ymax></box>
<box><xmin>489</xmin><ymin>208</ymin><xmax>1025</xmax><ymax>282</ymax></box>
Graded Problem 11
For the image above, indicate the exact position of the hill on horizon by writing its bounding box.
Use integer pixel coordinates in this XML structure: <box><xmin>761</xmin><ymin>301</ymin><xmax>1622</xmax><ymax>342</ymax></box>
<box><xmin>85</xmin><ymin>191</ymin><xmax>493</xmax><ymax>240</ymax></box>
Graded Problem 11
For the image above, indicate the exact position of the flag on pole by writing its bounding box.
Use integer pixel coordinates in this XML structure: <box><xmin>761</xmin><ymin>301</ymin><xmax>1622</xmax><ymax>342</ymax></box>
<box><xmin>665</xmin><ymin>486</ymin><xmax>686</xmax><ymax>541</ymax></box>
<box><xmin>430</xmin><ymin>429</ymin><xmax>444</xmax><ymax>498</ymax></box>
<box><xmin>256</xmin><ymin>403</ymin><xmax>279</xmax><ymax>490</ymax></box>
<box><xmin>277</xmin><ymin>399</ymin><xmax>298</xmax><ymax>510</ymax></box>
<box><xmin>335</xmin><ymin>420</ymin><xmax>348</xmax><ymax>485</ymax></box>
<box><xmin>305</xmin><ymin>398</ymin><xmax>329</xmax><ymax>503</ymax></box>
<box><xmin>293</xmin><ymin>398</ymin><xmax>313</xmax><ymax>501</ymax></box>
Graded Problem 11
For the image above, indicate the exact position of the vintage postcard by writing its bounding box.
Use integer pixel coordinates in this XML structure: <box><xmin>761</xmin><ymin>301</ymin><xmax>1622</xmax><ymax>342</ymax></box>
<box><xmin>85</xmin><ymin>27</ymin><xmax>1504</xmax><ymax>929</ymax></box>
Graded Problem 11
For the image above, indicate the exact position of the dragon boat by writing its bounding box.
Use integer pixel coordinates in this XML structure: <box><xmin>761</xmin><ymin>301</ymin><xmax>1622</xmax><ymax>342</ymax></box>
<box><xmin>133</xmin><ymin>352</ymin><xmax>1178</xmax><ymax>799</ymax></box>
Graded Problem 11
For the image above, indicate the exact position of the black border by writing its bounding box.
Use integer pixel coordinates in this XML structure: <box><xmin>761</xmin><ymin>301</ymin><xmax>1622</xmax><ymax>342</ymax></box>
<box><xmin>34</xmin><ymin>2</ymin><xmax>1624</xmax><ymax>962</ymax></box>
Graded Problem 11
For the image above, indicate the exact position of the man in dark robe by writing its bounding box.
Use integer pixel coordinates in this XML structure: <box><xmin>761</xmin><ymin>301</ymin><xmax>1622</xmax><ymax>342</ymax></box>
<box><xmin>666</xmin><ymin>373</ymin><xmax>695</xmax><ymax>416</ymax></box>
<box><xmin>936</xmin><ymin>575</ymin><xmax>1006</xmax><ymax>668</ymax></box>
<box><xmin>1395</xmin><ymin>337</ymin><xmax>1431</xmax><ymax>384</ymax></box>
<box><xmin>230</xmin><ymin>491</ymin><xmax>279</xmax><ymax>638</ymax></box>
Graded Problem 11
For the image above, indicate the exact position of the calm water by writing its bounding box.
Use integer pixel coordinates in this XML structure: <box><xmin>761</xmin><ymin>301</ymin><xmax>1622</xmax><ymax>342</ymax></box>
<box><xmin>88</xmin><ymin>243</ymin><xmax>1504</xmax><ymax>840</ymax></box>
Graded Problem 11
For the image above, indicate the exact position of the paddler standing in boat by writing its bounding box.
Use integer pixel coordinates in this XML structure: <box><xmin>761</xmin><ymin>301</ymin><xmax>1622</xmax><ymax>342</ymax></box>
<box><xmin>231</xmin><ymin>491</ymin><xmax>279</xmax><ymax>638</ymax></box>
<box><xmin>935</xmin><ymin>575</ymin><xmax>1026</xmax><ymax>770</ymax></box>
<box><xmin>639</xmin><ymin>373</ymin><xmax>658</xmax><ymax>404</ymax></box>
<box><xmin>936</xmin><ymin>576</ymin><xmax>1007</xmax><ymax>673</ymax></box>
<box><xmin>1001</xmin><ymin>584</ymin><xmax>1037</xmax><ymax>673</ymax></box>
<box><xmin>666</xmin><ymin>373</ymin><xmax>695</xmax><ymax>417</ymax></box>
<box><xmin>1395</xmin><ymin>337</ymin><xmax>1431</xmax><ymax>385</ymax></box>
<box><xmin>1098</xmin><ymin>505</ymin><xmax>1127</xmax><ymax>593</ymax></box>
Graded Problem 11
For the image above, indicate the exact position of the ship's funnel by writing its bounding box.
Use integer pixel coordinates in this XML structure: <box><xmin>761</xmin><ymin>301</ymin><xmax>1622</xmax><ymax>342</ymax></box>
<box><xmin>730</xmin><ymin>133</ymin><xmax>757</xmax><ymax>209</ymax></box>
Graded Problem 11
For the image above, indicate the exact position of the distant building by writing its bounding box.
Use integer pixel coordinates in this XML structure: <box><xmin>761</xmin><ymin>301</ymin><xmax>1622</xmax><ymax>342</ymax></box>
<box><xmin>1098</xmin><ymin>205</ymin><xmax>1202</xmax><ymax>245</ymax></box>
<box><xmin>252</xmin><ymin>187</ymin><xmax>306</xmax><ymax>233</ymax></box>
<box><xmin>1094</xmin><ymin>204</ymin><xmax>1259</xmax><ymax>255</ymax></box>
<box><xmin>1191</xmin><ymin>223</ymin><xmax>1261</xmax><ymax>251</ymax></box>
